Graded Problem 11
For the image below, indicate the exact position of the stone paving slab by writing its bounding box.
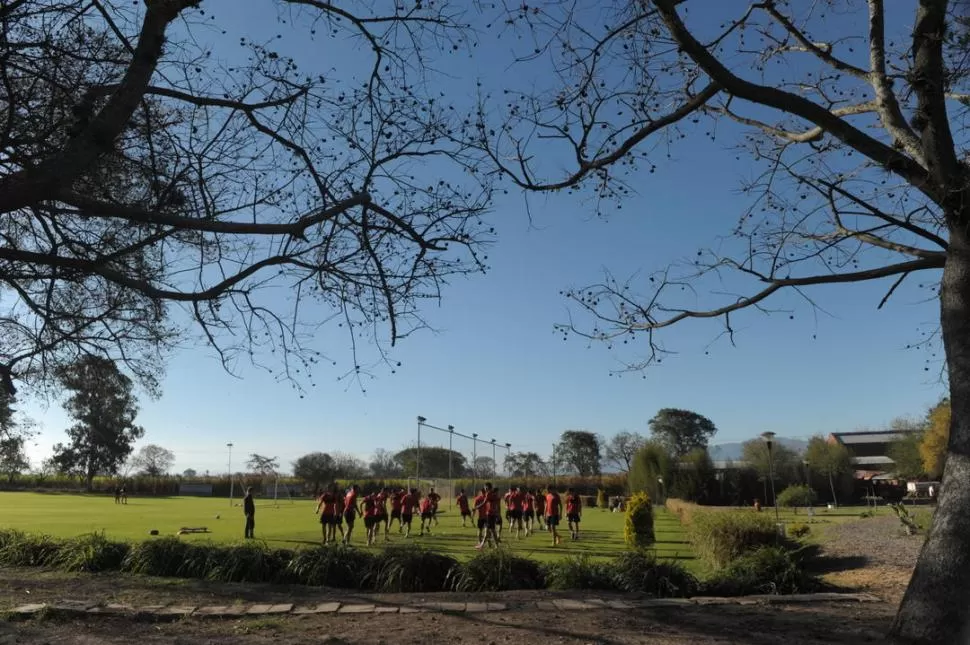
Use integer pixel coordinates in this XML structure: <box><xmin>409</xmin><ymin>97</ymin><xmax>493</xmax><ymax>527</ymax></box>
<box><xmin>486</xmin><ymin>602</ymin><xmax>507</xmax><ymax>611</ymax></box>
<box><xmin>292</xmin><ymin>603</ymin><xmax>342</xmax><ymax>615</ymax></box>
<box><xmin>374</xmin><ymin>605</ymin><xmax>400</xmax><ymax>614</ymax></box>
<box><xmin>552</xmin><ymin>599</ymin><xmax>600</xmax><ymax>611</ymax></box>
<box><xmin>638</xmin><ymin>599</ymin><xmax>693</xmax><ymax>607</ymax></box>
<box><xmin>87</xmin><ymin>603</ymin><xmax>133</xmax><ymax>615</ymax></box>
<box><xmin>134</xmin><ymin>605</ymin><xmax>167</xmax><ymax>615</ymax></box>
<box><xmin>398</xmin><ymin>606</ymin><xmax>424</xmax><ymax>614</ymax></box>
<box><xmin>338</xmin><ymin>604</ymin><xmax>376</xmax><ymax>614</ymax></box>
<box><xmin>10</xmin><ymin>603</ymin><xmax>46</xmax><ymax>616</ymax></box>
<box><xmin>607</xmin><ymin>600</ymin><xmax>635</xmax><ymax>610</ymax></box>
<box><xmin>49</xmin><ymin>600</ymin><xmax>97</xmax><ymax>613</ymax></box>
<box><xmin>195</xmin><ymin>605</ymin><xmax>248</xmax><ymax>617</ymax></box>
<box><xmin>156</xmin><ymin>606</ymin><xmax>196</xmax><ymax>616</ymax></box>
<box><xmin>464</xmin><ymin>602</ymin><xmax>489</xmax><ymax>613</ymax></box>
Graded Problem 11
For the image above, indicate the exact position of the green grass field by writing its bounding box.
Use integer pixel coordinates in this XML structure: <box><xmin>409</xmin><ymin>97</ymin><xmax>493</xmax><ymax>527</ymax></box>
<box><xmin>0</xmin><ymin>492</ymin><xmax>664</xmax><ymax>564</ymax></box>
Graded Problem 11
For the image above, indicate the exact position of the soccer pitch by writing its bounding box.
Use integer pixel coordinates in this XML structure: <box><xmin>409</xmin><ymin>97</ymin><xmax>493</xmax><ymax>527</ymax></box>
<box><xmin>0</xmin><ymin>492</ymin><xmax>697</xmax><ymax>565</ymax></box>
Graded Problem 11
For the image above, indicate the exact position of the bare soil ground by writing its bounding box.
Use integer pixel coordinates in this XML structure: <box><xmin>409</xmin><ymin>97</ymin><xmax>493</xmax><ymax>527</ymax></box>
<box><xmin>0</xmin><ymin>515</ymin><xmax>923</xmax><ymax>645</ymax></box>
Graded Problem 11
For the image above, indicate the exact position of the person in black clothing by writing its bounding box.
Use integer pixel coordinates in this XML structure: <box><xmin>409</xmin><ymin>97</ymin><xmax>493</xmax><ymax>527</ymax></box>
<box><xmin>243</xmin><ymin>487</ymin><xmax>255</xmax><ymax>539</ymax></box>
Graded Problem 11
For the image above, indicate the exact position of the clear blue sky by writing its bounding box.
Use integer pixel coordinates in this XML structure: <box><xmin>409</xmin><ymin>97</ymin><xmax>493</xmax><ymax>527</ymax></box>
<box><xmin>21</xmin><ymin>1</ymin><xmax>946</xmax><ymax>475</ymax></box>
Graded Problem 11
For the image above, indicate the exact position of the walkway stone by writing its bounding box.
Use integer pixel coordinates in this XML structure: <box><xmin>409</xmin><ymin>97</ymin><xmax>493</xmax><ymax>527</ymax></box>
<box><xmin>486</xmin><ymin>602</ymin><xmax>507</xmax><ymax>611</ymax></box>
<box><xmin>373</xmin><ymin>605</ymin><xmax>400</xmax><ymax>614</ymax></box>
<box><xmin>156</xmin><ymin>606</ymin><xmax>196</xmax><ymax>616</ymax></box>
<box><xmin>338</xmin><ymin>604</ymin><xmax>375</xmax><ymax>614</ymax></box>
<box><xmin>464</xmin><ymin>602</ymin><xmax>489</xmax><ymax>613</ymax></box>
<box><xmin>87</xmin><ymin>603</ymin><xmax>133</xmax><ymax>615</ymax></box>
<box><xmin>292</xmin><ymin>603</ymin><xmax>341</xmax><ymax>615</ymax></box>
<box><xmin>50</xmin><ymin>600</ymin><xmax>96</xmax><ymax>613</ymax></box>
<box><xmin>247</xmin><ymin>603</ymin><xmax>293</xmax><ymax>615</ymax></box>
<box><xmin>552</xmin><ymin>599</ymin><xmax>599</xmax><ymax>611</ymax></box>
<box><xmin>11</xmin><ymin>603</ymin><xmax>46</xmax><ymax>616</ymax></box>
<box><xmin>195</xmin><ymin>605</ymin><xmax>248</xmax><ymax>617</ymax></box>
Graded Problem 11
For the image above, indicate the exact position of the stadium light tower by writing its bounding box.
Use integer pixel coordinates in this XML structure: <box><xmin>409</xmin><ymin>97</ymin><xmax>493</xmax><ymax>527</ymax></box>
<box><xmin>490</xmin><ymin>439</ymin><xmax>496</xmax><ymax>477</ymax></box>
<box><xmin>226</xmin><ymin>442</ymin><xmax>234</xmax><ymax>507</ymax></box>
<box><xmin>416</xmin><ymin>416</ymin><xmax>427</xmax><ymax>480</ymax></box>
<box><xmin>504</xmin><ymin>443</ymin><xmax>511</xmax><ymax>474</ymax></box>
<box><xmin>472</xmin><ymin>433</ymin><xmax>479</xmax><ymax>490</ymax></box>
<box><xmin>761</xmin><ymin>431</ymin><xmax>780</xmax><ymax>522</ymax></box>
<box><xmin>448</xmin><ymin>425</ymin><xmax>455</xmax><ymax>481</ymax></box>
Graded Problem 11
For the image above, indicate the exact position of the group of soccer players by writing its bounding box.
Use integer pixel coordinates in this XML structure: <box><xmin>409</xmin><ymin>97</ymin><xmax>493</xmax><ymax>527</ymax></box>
<box><xmin>314</xmin><ymin>481</ymin><xmax>583</xmax><ymax>549</ymax></box>
<box><xmin>314</xmin><ymin>484</ymin><xmax>443</xmax><ymax>545</ymax></box>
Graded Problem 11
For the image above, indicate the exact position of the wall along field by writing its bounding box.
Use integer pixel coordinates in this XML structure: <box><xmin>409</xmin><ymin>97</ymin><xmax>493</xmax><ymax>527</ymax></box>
<box><xmin>0</xmin><ymin>492</ymin><xmax>698</xmax><ymax>565</ymax></box>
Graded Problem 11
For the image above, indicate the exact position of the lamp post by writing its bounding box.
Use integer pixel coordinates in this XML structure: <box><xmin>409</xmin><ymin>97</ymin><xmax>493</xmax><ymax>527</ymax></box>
<box><xmin>761</xmin><ymin>431</ymin><xmax>780</xmax><ymax>522</ymax></box>
<box><xmin>448</xmin><ymin>425</ymin><xmax>455</xmax><ymax>481</ymax></box>
<box><xmin>490</xmin><ymin>439</ymin><xmax>496</xmax><ymax>478</ymax></box>
<box><xmin>657</xmin><ymin>476</ymin><xmax>664</xmax><ymax>505</ymax></box>
<box><xmin>416</xmin><ymin>416</ymin><xmax>426</xmax><ymax>480</ymax></box>
<box><xmin>504</xmin><ymin>442</ymin><xmax>511</xmax><ymax>476</ymax></box>
<box><xmin>226</xmin><ymin>442</ymin><xmax>234</xmax><ymax>507</ymax></box>
<box><xmin>472</xmin><ymin>433</ymin><xmax>478</xmax><ymax>491</ymax></box>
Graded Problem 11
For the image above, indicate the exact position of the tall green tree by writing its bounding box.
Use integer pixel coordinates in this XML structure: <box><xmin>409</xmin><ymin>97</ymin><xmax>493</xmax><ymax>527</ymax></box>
<box><xmin>130</xmin><ymin>444</ymin><xmax>175</xmax><ymax>495</ymax></box>
<box><xmin>394</xmin><ymin>446</ymin><xmax>468</xmax><ymax>479</ymax></box>
<box><xmin>368</xmin><ymin>449</ymin><xmax>402</xmax><ymax>479</ymax></box>
<box><xmin>487</xmin><ymin>1</ymin><xmax>970</xmax><ymax>638</ymax></box>
<box><xmin>50</xmin><ymin>357</ymin><xmax>144</xmax><ymax>490</ymax></box>
<box><xmin>246</xmin><ymin>454</ymin><xmax>279</xmax><ymax>476</ymax></box>
<box><xmin>628</xmin><ymin>440</ymin><xmax>673</xmax><ymax>501</ymax></box>
<box><xmin>889</xmin><ymin>433</ymin><xmax>925</xmax><ymax>479</ymax></box>
<box><xmin>741</xmin><ymin>438</ymin><xmax>802</xmax><ymax>499</ymax></box>
<box><xmin>504</xmin><ymin>451</ymin><xmax>549</xmax><ymax>478</ymax></box>
<box><xmin>557</xmin><ymin>430</ymin><xmax>602</xmax><ymax>477</ymax></box>
<box><xmin>604</xmin><ymin>431</ymin><xmax>646</xmax><ymax>472</ymax></box>
<box><xmin>920</xmin><ymin>398</ymin><xmax>951</xmax><ymax>479</ymax></box>
<box><xmin>804</xmin><ymin>437</ymin><xmax>853</xmax><ymax>509</ymax></box>
<box><xmin>293</xmin><ymin>452</ymin><xmax>336</xmax><ymax>492</ymax></box>
<box><xmin>648</xmin><ymin>409</ymin><xmax>717</xmax><ymax>457</ymax></box>
<box><xmin>672</xmin><ymin>447</ymin><xmax>715</xmax><ymax>503</ymax></box>
<box><xmin>0</xmin><ymin>388</ymin><xmax>32</xmax><ymax>482</ymax></box>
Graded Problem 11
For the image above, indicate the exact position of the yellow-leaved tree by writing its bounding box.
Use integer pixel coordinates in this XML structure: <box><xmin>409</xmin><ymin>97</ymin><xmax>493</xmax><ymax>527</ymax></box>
<box><xmin>920</xmin><ymin>399</ymin><xmax>951</xmax><ymax>479</ymax></box>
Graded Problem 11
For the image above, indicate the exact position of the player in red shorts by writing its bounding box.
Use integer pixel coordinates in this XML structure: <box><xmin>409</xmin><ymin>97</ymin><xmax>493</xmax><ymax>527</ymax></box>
<box><xmin>535</xmin><ymin>487</ymin><xmax>546</xmax><ymax>531</ymax></box>
<box><xmin>314</xmin><ymin>487</ymin><xmax>337</xmax><ymax>544</ymax></box>
<box><xmin>400</xmin><ymin>488</ymin><xmax>418</xmax><ymax>538</ymax></box>
<box><xmin>456</xmin><ymin>489</ymin><xmax>472</xmax><ymax>527</ymax></box>
<box><xmin>545</xmin><ymin>485</ymin><xmax>563</xmax><ymax>546</ymax></box>
<box><xmin>427</xmin><ymin>487</ymin><xmax>442</xmax><ymax>526</ymax></box>
<box><xmin>507</xmin><ymin>486</ymin><xmax>524</xmax><ymax>538</ymax></box>
<box><xmin>362</xmin><ymin>492</ymin><xmax>380</xmax><ymax>545</ymax></box>
<box><xmin>522</xmin><ymin>489</ymin><xmax>535</xmax><ymax>537</ymax></box>
<box><xmin>389</xmin><ymin>488</ymin><xmax>405</xmax><ymax>534</ymax></box>
<box><xmin>472</xmin><ymin>488</ymin><xmax>487</xmax><ymax>542</ymax></box>
<box><xmin>565</xmin><ymin>487</ymin><xmax>582</xmax><ymax>541</ymax></box>
<box><xmin>342</xmin><ymin>484</ymin><xmax>361</xmax><ymax>544</ymax></box>
<box><xmin>375</xmin><ymin>487</ymin><xmax>390</xmax><ymax>540</ymax></box>
<box><xmin>475</xmin><ymin>482</ymin><xmax>501</xmax><ymax>549</ymax></box>
<box><xmin>419</xmin><ymin>494</ymin><xmax>434</xmax><ymax>536</ymax></box>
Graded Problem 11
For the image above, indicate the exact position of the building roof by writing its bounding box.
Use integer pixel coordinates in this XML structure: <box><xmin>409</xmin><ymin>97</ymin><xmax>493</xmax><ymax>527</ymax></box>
<box><xmin>831</xmin><ymin>429</ymin><xmax>920</xmax><ymax>445</ymax></box>
<box><xmin>712</xmin><ymin>460</ymin><xmax>749</xmax><ymax>470</ymax></box>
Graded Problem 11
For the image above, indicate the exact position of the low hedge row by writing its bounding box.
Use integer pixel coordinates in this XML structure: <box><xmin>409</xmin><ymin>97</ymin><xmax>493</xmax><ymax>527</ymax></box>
<box><xmin>0</xmin><ymin>528</ymin><xmax>813</xmax><ymax>596</ymax></box>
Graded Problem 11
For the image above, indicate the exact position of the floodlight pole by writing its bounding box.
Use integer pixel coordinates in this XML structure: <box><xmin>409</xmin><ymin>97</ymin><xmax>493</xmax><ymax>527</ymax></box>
<box><xmin>416</xmin><ymin>416</ymin><xmax>426</xmax><ymax>480</ymax></box>
<box><xmin>505</xmin><ymin>443</ymin><xmax>511</xmax><ymax>476</ymax></box>
<box><xmin>227</xmin><ymin>442</ymin><xmax>234</xmax><ymax>507</ymax></box>
<box><xmin>448</xmin><ymin>425</ymin><xmax>455</xmax><ymax>481</ymax></box>
<box><xmin>491</xmin><ymin>439</ymin><xmax>496</xmax><ymax>477</ymax></box>
<box><xmin>762</xmin><ymin>431</ymin><xmax>780</xmax><ymax>522</ymax></box>
<box><xmin>472</xmin><ymin>433</ymin><xmax>478</xmax><ymax>492</ymax></box>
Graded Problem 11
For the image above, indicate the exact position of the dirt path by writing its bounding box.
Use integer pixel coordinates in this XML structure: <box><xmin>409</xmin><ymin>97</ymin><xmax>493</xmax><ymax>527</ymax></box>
<box><xmin>0</xmin><ymin>568</ymin><xmax>892</xmax><ymax>645</ymax></box>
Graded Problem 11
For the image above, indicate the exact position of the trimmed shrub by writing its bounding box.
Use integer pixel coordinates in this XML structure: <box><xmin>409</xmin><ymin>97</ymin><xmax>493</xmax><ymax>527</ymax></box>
<box><xmin>53</xmin><ymin>532</ymin><xmax>129</xmax><ymax>573</ymax></box>
<box><xmin>624</xmin><ymin>492</ymin><xmax>655</xmax><ymax>548</ymax></box>
<box><xmin>0</xmin><ymin>530</ymin><xmax>61</xmax><ymax>567</ymax></box>
<box><xmin>664</xmin><ymin>498</ymin><xmax>701</xmax><ymax>524</ymax></box>
<box><xmin>687</xmin><ymin>510</ymin><xmax>777</xmax><ymax>570</ymax></box>
<box><xmin>788</xmin><ymin>523</ymin><xmax>810</xmax><ymax>538</ymax></box>
<box><xmin>449</xmin><ymin>549</ymin><xmax>544</xmax><ymax>591</ymax></box>
<box><xmin>544</xmin><ymin>554</ymin><xmax>616</xmax><ymax>590</ymax></box>
<box><xmin>368</xmin><ymin>545</ymin><xmax>458</xmax><ymax>592</ymax></box>
<box><xmin>704</xmin><ymin>546</ymin><xmax>818</xmax><ymax>596</ymax></box>
<box><xmin>611</xmin><ymin>551</ymin><xmax>699</xmax><ymax>598</ymax></box>
<box><xmin>596</xmin><ymin>489</ymin><xmax>607</xmax><ymax>509</ymax></box>
<box><xmin>776</xmin><ymin>485</ymin><xmax>816</xmax><ymax>512</ymax></box>
<box><xmin>285</xmin><ymin>544</ymin><xmax>375</xmax><ymax>588</ymax></box>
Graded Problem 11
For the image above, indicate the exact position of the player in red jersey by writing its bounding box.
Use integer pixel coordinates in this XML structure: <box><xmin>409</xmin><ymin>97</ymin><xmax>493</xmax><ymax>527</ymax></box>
<box><xmin>343</xmin><ymin>484</ymin><xmax>362</xmax><ymax>544</ymax></box>
<box><xmin>427</xmin><ymin>487</ymin><xmax>442</xmax><ymax>526</ymax></box>
<box><xmin>456</xmin><ymin>489</ymin><xmax>472</xmax><ymax>527</ymax></box>
<box><xmin>418</xmin><ymin>495</ymin><xmax>434</xmax><ymax>536</ymax></box>
<box><xmin>375</xmin><ymin>487</ymin><xmax>390</xmax><ymax>540</ymax></box>
<box><xmin>565</xmin><ymin>487</ymin><xmax>582</xmax><ymax>541</ymax></box>
<box><xmin>314</xmin><ymin>487</ymin><xmax>337</xmax><ymax>544</ymax></box>
<box><xmin>475</xmin><ymin>482</ymin><xmax>501</xmax><ymax>549</ymax></box>
<box><xmin>503</xmin><ymin>487</ymin><xmax>514</xmax><ymax>532</ymax></box>
<box><xmin>389</xmin><ymin>488</ymin><xmax>405</xmax><ymax>534</ymax></box>
<box><xmin>400</xmin><ymin>488</ymin><xmax>418</xmax><ymax>538</ymax></box>
<box><xmin>535</xmin><ymin>487</ymin><xmax>547</xmax><ymax>531</ymax></box>
<box><xmin>521</xmin><ymin>489</ymin><xmax>535</xmax><ymax>537</ymax></box>
<box><xmin>471</xmin><ymin>488</ymin><xmax>487</xmax><ymax>542</ymax></box>
<box><xmin>362</xmin><ymin>492</ymin><xmax>380</xmax><ymax>545</ymax></box>
<box><xmin>507</xmin><ymin>486</ymin><xmax>524</xmax><ymax>538</ymax></box>
<box><xmin>545</xmin><ymin>485</ymin><xmax>563</xmax><ymax>546</ymax></box>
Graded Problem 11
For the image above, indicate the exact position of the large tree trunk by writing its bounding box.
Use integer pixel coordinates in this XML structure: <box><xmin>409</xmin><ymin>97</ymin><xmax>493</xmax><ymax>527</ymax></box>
<box><xmin>828</xmin><ymin>473</ymin><xmax>837</xmax><ymax>508</ymax></box>
<box><xmin>892</xmin><ymin>229</ymin><xmax>970</xmax><ymax>643</ymax></box>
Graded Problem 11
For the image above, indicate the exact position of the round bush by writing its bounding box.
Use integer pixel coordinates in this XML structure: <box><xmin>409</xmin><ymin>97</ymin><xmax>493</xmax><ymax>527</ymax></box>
<box><xmin>624</xmin><ymin>492</ymin><xmax>655</xmax><ymax>548</ymax></box>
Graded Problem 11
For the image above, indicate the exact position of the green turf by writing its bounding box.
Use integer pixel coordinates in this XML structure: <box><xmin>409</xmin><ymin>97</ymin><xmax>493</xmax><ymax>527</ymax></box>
<box><xmin>0</xmin><ymin>492</ymin><xmax>687</xmax><ymax>564</ymax></box>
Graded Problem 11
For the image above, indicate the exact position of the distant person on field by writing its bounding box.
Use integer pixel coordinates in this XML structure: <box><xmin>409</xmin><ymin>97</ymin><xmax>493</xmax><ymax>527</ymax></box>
<box><xmin>545</xmin><ymin>485</ymin><xmax>562</xmax><ymax>546</ymax></box>
<box><xmin>427</xmin><ymin>487</ymin><xmax>441</xmax><ymax>526</ymax></box>
<box><xmin>243</xmin><ymin>487</ymin><xmax>256</xmax><ymax>539</ymax></box>
<box><xmin>419</xmin><ymin>494</ymin><xmax>434</xmax><ymax>536</ymax></box>
<box><xmin>401</xmin><ymin>488</ymin><xmax>419</xmax><ymax>538</ymax></box>
<box><xmin>475</xmin><ymin>482</ymin><xmax>501</xmax><ymax>549</ymax></box>
<box><xmin>114</xmin><ymin>486</ymin><xmax>121</xmax><ymax>504</ymax></box>
<box><xmin>472</xmin><ymin>488</ymin><xmax>487</xmax><ymax>542</ymax></box>
<box><xmin>535</xmin><ymin>488</ymin><xmax>547</xmax><ymax>531</ymax></box>
<box><xmin>120</xmin><ymin>486</ymin><xmax>127</xmax><ymax>504</ymax></box>
<box><xmin>362</xmin><ymin>492</ymin><xmax>380</xmax><ymax>545</ymax></box>
<box><xmin>456</xmin><ymin>489</ymin><xmax>471</xmax><ymax>527</ymax></box>
<box><xmin>522</xmin><ymin>489</ymin><xmax>535</xmax><ymax>536</ymax></box>
<box><xmin>376</xmin><ymin>487</ymin><xmax>390</xmax><ymax>540</ymax></box>
<box><xmin>333</xmin><ymin>485</ymin><xmax>346</xmax><ymax>541</ymax></box>
<box><xmin>315</xmin><ymin>487</ymin><xmax>337</xmax><ymax>544</ymax></box>
<box><xmin>565</xmin><ymin>488</ymin><xmax>582</xmax><ymax>541</ymax></box>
